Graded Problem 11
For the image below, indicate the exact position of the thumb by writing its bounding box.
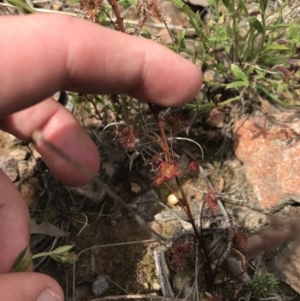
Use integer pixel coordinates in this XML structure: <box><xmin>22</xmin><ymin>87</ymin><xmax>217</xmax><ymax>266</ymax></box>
<box><xmin>0</xmin><ymin>272</ymin><xmax>64</xmax><ymax>301</ymax></box>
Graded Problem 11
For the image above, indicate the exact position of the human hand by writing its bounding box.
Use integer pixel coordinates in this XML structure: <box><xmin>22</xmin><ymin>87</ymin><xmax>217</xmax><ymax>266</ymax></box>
<box><xmin>0</xmin><ymin>13</ymin><xmax>202</xmax><ymax>301</ymax></box>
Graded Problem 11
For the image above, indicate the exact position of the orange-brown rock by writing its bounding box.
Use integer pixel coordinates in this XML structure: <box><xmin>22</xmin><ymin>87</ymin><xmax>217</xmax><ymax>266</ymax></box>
<box><xmin>234</xmin><ymin>110</ymin><xmax>300</xmax><ymax>210</ymax></box>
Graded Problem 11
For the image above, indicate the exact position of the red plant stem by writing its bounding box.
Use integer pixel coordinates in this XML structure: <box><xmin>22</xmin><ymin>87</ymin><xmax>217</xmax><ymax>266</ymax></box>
<box><xmin>108</xmin><ymin>0</ymin><xmax>125</xmax><ymax>33</ymax></box>
<box><xmin>175</xmin><ymin>177</ymin><xmax>213</xmax><ymax>283</ymax></box>
<box><xmin>148</xmin><ymin>103</ymin><xmax>213</xmax><ymax>285</ymax></box>
<box><xmin>148</xmin><ymin>104</ymin><xmax>172</xmax><ymax>159</ymax></box>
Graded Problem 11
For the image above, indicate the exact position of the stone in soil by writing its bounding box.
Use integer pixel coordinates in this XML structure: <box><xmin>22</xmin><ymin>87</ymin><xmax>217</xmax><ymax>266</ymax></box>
<box><xmin>92</xmin><ymin>276</ymin><xmax>109</xmax><ymax>297</ymax></box>
<box><xmin>0</xmin><ymin>156</ymin><xmax>18</xmax><ymax>182</ymax></box>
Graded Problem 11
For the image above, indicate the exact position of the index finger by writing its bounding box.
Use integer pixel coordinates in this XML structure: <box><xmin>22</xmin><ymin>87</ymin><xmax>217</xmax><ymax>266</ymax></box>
<box><xmin>0</xmin><ymin>14</ymin><xmax>202</xmax><ymax>118</ymax></box>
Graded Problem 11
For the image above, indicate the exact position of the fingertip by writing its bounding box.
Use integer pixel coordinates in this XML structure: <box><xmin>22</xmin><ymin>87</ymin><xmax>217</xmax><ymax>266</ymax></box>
<box><xmin>35</xmin><ymin>122</ymin><xmax>100</xmax><ymax>186</ymax></box>
<box><xmin>129</xmin><ymin>43</ymin><xmax>202</xmax><ymax>107</ymax></box>
<box><xmin>1</xmin><ymin>99</ymin><xmax>100</xmax><ymax>186</ymax></box>
<box><xmin>0</xmin><ymin>170</ymin><xmax>30</xmax><ymax>273</ymax></box>
<box><xmin>0</xmin><ymin>272</ymin><xmax>64</xmax><ymax>301</ymax></box>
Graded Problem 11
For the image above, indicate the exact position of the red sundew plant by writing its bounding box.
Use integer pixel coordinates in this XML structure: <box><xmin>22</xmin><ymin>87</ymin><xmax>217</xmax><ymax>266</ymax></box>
<box><xmin>162</xmin><ymin>109</ymin><xmax>194</xmax><ymax>135</ymax></box>
<box><xmin>80</xmin><ymin>0</ymin><xmax>103</xmax><ymax>22</ymax></box>
<box><xmin>168</xmin><ymin>236</ymin><xmax>195</xmax><ymax>271</ymax></box>
<box><xmin>230</xmin><ymin>227</ymin><xmax>249</xmax><ymax>249</ymax></box>
<box><xmin>151</xmin><ymin>156</ymin><xmax>181</xmax><ymax>186</ymax></box>
<box><xmin>114</xmin><ymin>124</ymin><xmax>138</xmax><ymax>152</ymax></box>
<box><xmin>188</xmin><ymin>160</ymin><xmax>199</xmax><ymax>172</ymax></box>
<box><xmin>136</xmin><ymin>0</ymin><xmax>166</xmax><ymax>32</ymax></box>
<box><xmin>205</xmin><ymin>189</ymin><xmax>219</xmax><ymax>213</ymax></box>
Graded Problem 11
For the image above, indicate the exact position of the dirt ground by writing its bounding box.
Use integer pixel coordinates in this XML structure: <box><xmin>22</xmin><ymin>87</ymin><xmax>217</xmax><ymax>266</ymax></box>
<box><xmin>2</xmin><ymin>102</ymin><xmax>299</xmax><ymax>301</ymax></box>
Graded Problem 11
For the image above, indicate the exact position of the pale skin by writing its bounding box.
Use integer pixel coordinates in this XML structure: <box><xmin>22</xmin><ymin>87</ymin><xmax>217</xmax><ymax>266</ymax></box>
<box><xmin>0</xmin><ymin>13</ymin><xmax>202</xmax><ymax>301</ymax></box>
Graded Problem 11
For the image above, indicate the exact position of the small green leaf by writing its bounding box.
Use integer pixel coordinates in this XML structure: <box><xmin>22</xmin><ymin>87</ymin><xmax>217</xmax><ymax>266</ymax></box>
<box><xmin>231</xmin><ymin>64</ymin><xmax>248</xmax><ymax>83</ymax></box>
<box><xmin>13</xmin><ymin>254</ymin><xmax>33</xmax><ymax>272</ymax></box>
<box><xmin>175</xmin><ymin>30</ymin><xmax>186</xmax><ymax>49</ymax></box>
<box><xmin>52</xmin><ymin>245</ymin><xmax>74</xmax><ymax>255</ymax></box>
<box><xmin>182</xmin><ymin>4</ymin><xmax>202</xmax><ymax>37</ymax></box>
<box><xmin>126</xmin><ymin>0</ymin><xmax>137</xmax><ymax>4</ymax></box>
<box><xmin>6</xmin><ymin>0</ymin><xmax>35</xmax><ymax>13</ymax></box>
<box><xmin>221</xmin><ymin>0</ymin><xmax>230</xmax><ymax>9</ymax></box>
<box><xmin>118</xmin><ymin>0</ymin><xmax>130</xmax><ymax>7</ymax></box>
<box><xmin>226</xmin><ymin>81</ymin><xmax>249</xmax><ymax>89</ymax></box>
<box><xmin>118</xmin><ymin>0</ymin><xmax>136</xmax><ymax>7</ymax></box>
<box><xmin>182</xmin><ymin>4</ymin><xmax>197</xmax><ymax>19</ymax></box>
<box><xmin>12</xmin><ymin>247</ymin><xmax>33</xmax><ymax>272</ymax></box>
<box><xmin>237</xmin><ymin>0</ymin><xmax>248</xmax><ymax>15</ymax></box>
<box><xmin>247</xmin><ymin>17</ymin><xmax>264</xmax><ymax>33</ymax></box>
<box><xmin>248</xmin><ymin>66</ymin><xmax>255</xmax><ymax>75</ymax></box>
<box><xmin>267</xmin><ymin>23</ymin><xmax>291</xmax><ymax>30</ymax></box>
<box><xmin>264</xmin><ymin>44</ymin><xmax>290</xmax><ymax>51</ymax></box>
<box><xmin>12</xmin><ymin>246</ymin><xmax>28</xmax><ymax>270</ymax></box>
<box><xmin>259</xmin><ymin>0</ymin><xmax>268</xmax><ymax>13</ymax></box>
<box><xmin>208</xmin><ymin>36</ymin><xmax>227</xmax><ymax>42</ymax></box>
<box><xmin>254</xmin><ymin>68</ymin><xmax>267</xmax><ymax>80</ymax></box>
<box><xmin>141</xmin><ymin>28</ymin><xmax>152</xmax><ymax>39</ymax></box>
<box><xmin>206</xmin><ymin>0</ymin><xmax>216</xmax><ymax>8</ymax></box>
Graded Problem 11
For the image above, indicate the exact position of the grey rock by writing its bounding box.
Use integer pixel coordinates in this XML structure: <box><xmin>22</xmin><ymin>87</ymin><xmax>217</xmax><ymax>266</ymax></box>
<box><xmin>92</xmin><ymin>276</ymin><xmax>109</xmax><ymax>297</ymax></box>
<box><xmin>134</xmin><ymin>190</ymin><xmax>163</xmax><ymax>222</ymax></box>
<box><xmin>0</xmin><ymin>156</ymin><xmax>18</xmax><ymax>182</ymax></box>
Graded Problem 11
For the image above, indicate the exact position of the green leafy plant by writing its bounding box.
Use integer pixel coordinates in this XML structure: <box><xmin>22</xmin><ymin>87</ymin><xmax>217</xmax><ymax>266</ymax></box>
<box><xmin>12</xmin><ymin>245</ymin><xmax>77</xmax><ymax>272</ymax></box>
<box><xmin>248</xmin><ymin>273</ymin><xmax>279</xmax><ymax>297</ymax></box>
<box><xmin>167</xmin><ymin>0</ymin><xmax>300</xmax><ymax>109</ymax></box>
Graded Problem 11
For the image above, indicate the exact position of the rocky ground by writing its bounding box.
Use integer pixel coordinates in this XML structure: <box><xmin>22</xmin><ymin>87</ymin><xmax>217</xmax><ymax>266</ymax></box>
<box><xmin>1</xmin><ymin>0</ymin><xmax>300</xmax><ymax>300</ymax></box>
<box><xmin>2</xmin><ymin>95</ymin><xmax>300</xmax><ymax>300</ymax></box>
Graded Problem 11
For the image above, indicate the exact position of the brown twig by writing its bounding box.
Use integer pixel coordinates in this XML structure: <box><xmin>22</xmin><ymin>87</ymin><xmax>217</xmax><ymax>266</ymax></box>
<box><xmin>108</xmin><ymin>0</ymin><xmax>125</xmax><ymax>32</ymax></box>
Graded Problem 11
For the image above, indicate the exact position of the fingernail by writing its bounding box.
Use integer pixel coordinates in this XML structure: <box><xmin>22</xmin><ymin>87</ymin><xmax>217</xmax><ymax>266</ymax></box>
<box><xmin>37</xmin><ymin>289</ymin><xmax>61</xmax><ymax>301</ymax></box>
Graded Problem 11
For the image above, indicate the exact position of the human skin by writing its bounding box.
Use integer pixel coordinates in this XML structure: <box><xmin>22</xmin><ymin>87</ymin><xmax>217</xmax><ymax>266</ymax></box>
<box><xmin>0</xmin><ymin>13</ymin><xmax>202</xmax><ymax>301</ymax></box>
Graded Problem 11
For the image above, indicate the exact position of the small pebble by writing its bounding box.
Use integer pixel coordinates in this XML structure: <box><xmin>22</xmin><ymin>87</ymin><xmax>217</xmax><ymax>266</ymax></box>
<box><xmin>92</xmin><ymin>276</ymin><xmax>109</xmax><ymax>297</ymax></box>
<box><xmin>167</xmin><ymin>194</ymin><xmax>179</xmax><ymax>206</ymax></box>
<box><xmin>51</xmin><ymin>1</ymin><xmax>63</xmax><ymax>10</ymax></box>
<box><xmin>152</xmin><ymin>282</ymin><xmax>161</xmax><ymax>291</ymax></box>
<box><xmin>131</xmin><ymin>182</ymin><xmax>141</xmax><ymax>194</ymax></box>
<box><xmin>110</xmin><ymin>220</ymin><xmax>118</xmax><ymax>227</ymax></box>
